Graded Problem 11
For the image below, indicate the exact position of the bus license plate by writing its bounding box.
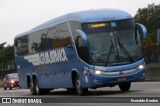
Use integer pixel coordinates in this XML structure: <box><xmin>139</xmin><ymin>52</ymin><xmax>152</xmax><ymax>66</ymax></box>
<box><xmin>118</xmin><ymin>78</ymin><xmax>126</xmax><ymax>81</ymax></box>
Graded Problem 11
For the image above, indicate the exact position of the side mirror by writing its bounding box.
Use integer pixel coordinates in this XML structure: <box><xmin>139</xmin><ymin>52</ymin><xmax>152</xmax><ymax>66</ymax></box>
<box><xmin>136</xmin><ymin>23</ymin><xmax>147</xmax><ymax>39</ymax></box>
<box><xmin>76</xmin><ymin>35</ymin><xmax>89</xmax><ymax>57</ymax></box>
<box><xmin>76</xmin><ymin>29</ymin><xmax>88</xmax><ymax>47</ymax></box>
<box><xmin>76</xmin><ymin>30</ymin><xmax>89</xmax><ymax>62</ymax></box>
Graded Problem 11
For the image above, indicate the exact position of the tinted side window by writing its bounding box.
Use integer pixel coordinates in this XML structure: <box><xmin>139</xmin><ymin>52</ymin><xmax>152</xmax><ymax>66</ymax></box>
<box><xmin>45</xmin><ymin>23</ymin><xmax>72</xmax><ymax>49</ymax></box>
<box><xmin>69</xmin><ymin>21</ymin><xmax>81</xmax><ymax>44</ymax></box>
<box><xmin>15</xmin><ymin>35</ymin><xmax>29</xmax><ymax>56</ymax></box>
<box><xmin>27</xmin><ymin>23</ymin><xmax>72</xmax><ymax>54</ymax></box>
<box><xmin>29</xmin><ymin>29</ymin><xmax>46</xmax><ymax>54</ymax></box>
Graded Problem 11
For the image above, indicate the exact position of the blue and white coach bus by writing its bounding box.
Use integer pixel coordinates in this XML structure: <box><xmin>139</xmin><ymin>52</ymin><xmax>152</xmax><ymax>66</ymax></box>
<box><xmin>14</xmin><ymin>9</ymin><xmax>147</xmax><ymax>95</ymax></box>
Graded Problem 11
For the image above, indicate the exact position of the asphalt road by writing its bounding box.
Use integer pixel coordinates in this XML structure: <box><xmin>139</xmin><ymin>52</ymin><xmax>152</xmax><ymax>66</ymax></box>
<box><xmin>0</xmin><ymin>82</ymin><xmax>160</xmax><ymax>106</ymax></box>
<box><xmin>0</xmin><ymin>82</ymin><xmax>160</xmax><ymax>97</ymax></box>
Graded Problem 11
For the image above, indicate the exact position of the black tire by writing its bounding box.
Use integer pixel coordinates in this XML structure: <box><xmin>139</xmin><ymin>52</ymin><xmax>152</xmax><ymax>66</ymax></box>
<box><xmin>4</xmin><ymin>87</ymin><xmax>7</xmax><ymax>90</ymax></box>
<box><xmin>29</xmin><ymin>79</ymin><xmax>36</xmax><ymax>95</ymax></box>
<box><xmin>9</xmin><ymin>87</ymin><xmax>12</xmax><ymax>90</ymax></box>
<box><xmin>119</xmin><ymin>82</ymin><xmax>131</xmax><ymax>92</ymax></box>
<box><xmin>74</xmin><ymin>75</ymin><xmax>88</xmax><ymax>96</ymax></box>
<box><xmin>34</xmin><ymin>78</ymin><xmax>42</xmax><ymax>95</ymax></box>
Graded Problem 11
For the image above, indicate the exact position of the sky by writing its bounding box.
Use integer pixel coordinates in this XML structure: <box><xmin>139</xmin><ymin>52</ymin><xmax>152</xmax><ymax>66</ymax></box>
<box><xmin>0</xmin><ymin>0</ymin><xmax>160</xmax><ymax>45</ymax></box>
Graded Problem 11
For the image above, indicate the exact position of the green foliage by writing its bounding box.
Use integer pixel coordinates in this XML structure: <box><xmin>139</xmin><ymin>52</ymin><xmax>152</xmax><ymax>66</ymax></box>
<box><xmin>142</xmin><ymin>36</ymin><xmax>158</xmax><ymax>47</ymax></box>
<box><xmin>134</xmin><ymin>3</ymin><xmax>160</xmax><ymax>47</ymax></box>
<box><xmin>0</xmin><ymin>42</ymin><xmax>15</xmax><ymax>71</ymax></box>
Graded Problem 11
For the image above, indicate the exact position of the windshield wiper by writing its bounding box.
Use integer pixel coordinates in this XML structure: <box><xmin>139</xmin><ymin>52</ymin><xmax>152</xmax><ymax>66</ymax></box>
<box><xmin>117</xmin><ymin>37</ymin><xmax>134</xmax><ymax>62</ymax></box>
<box><xmin>105</xmin><ymin>40</ymin><xmax>114</xmax><ymax>66</ymax></box>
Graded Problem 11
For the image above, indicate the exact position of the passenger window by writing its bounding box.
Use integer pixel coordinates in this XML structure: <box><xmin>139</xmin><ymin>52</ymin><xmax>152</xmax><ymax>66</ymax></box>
<box><xmin>15</xmin><ymin>36</ymin><xmax>29</xmax><ymax>56</ymax></box>
<box><xmin>46</xmin><ymin>23</ymin><xmax>72</xmax><ymax>49</ymax></box>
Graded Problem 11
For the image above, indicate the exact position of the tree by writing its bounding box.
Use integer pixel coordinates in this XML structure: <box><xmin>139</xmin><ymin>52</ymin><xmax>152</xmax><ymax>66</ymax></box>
<box><xmin>0</xmin><ymin>42</ymin><xmax>6</xmax><ymax>67</ymax></box>
<box><xmin>134</xmin><ymin>3</ymin><xmax>160</xmax><ymax>47</ymax></box>
<box><xmin>0</xmin><ymin>42</ymin><xmax>6</xmax><ymax>49</ymax></box>
<box><xmin>134</xmin><ymin>3</ymin><xmax>160</xmax><ymax>63</ymax></box>
<box><xmin>0</xmin><ymin>42</ymin><xmax>15</xmax><ymax>71</ymax></box>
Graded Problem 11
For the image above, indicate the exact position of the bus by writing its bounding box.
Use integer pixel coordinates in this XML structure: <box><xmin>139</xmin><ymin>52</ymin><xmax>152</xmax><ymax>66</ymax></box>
<box><xmin>14</xmin><ymin>9</ymin><xmax>147</xmax><ymax>95</ymax></box>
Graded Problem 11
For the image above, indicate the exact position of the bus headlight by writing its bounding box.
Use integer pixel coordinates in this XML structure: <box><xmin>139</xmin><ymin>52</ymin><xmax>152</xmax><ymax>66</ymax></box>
<box><xmin>138</xmin><ymin>64</ymin><xmax>145</xmax><ymax>70</ymax></box>
<box><xmin>95</xmin><ymin>70</ymin><xmax>102</xmax><ymax>75</ymax></box>
<box><xmin>87</xmin><ymin>68</ymin><xmax>104</xmax><ymax>75</ymax></box>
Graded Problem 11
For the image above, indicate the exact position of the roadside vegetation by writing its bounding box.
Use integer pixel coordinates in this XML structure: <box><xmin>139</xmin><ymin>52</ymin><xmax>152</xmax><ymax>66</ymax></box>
<box><xmin>134</xmin><ymin>3</ymin><xmax>160</xmax><ymax>63</ymax></box>
<box><xmin>0</xmin><ymin>42</ymin><xmax>15</xmax><ymax>72</ymax></box>
<box><xmin>134</xmin><ymin>3</ymin><xmax>160</xmax><ymax>47</ymax></box>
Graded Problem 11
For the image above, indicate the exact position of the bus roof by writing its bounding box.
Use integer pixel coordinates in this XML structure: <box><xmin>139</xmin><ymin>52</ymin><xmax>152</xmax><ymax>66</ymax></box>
<box><xmin>15</xmin><ymin>9</ymin><xmax>132</xmax><ymax>39</ymax></box>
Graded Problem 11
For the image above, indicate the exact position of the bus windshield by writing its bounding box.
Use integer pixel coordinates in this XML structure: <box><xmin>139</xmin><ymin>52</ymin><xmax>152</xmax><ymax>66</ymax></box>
<box><xmin>82</xmin><ymin>19</ymin><xmax>142</xmax><ymax>66</ymax></box>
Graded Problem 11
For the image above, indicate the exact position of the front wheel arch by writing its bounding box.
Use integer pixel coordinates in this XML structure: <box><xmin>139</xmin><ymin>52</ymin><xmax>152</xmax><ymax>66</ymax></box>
<box><xmin>71</xmin><ymin>71</ymin><xmax>88</xmax><ymax>96</ymax></box>
<box><xmin>71</xmin><ymin>71</ymin><xmax>78</xmax><ymax>87</ymax></box>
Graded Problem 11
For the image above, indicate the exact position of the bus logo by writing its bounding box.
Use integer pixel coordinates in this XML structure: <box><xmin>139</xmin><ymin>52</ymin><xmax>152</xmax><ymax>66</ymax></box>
<box><xmin>24</xmin><ymin>48</ymin><xmax>68</xmax><ymax>66</ymax></box>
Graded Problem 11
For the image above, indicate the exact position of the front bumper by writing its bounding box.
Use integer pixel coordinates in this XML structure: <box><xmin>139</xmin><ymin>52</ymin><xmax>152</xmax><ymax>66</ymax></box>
<box><xmin>10</xmin><ymin>82</ymin><xmax>19</xmax><ymax>88</ymax></box>
<box><xmin>89</xmin><ymin>68</ymin><xmax>145</xmax><ymax>88</ymax></box>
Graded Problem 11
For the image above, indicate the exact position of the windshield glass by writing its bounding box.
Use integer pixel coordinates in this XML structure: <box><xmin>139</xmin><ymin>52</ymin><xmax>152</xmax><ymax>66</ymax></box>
<box><xmin>82</xmin><ymin>19</ymin><xmax>142</xmax><ymax>66</ymax></box>
<box><xmin>9</xmin><ymin>74</ymin><xmax>18</xmax><ymax>79</ymax></box>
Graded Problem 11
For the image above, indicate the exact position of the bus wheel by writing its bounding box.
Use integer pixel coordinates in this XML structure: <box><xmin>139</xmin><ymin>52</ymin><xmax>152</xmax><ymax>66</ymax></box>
<box><xmin>119</xmin><ymin>82</ymin><xmax>131</xmax><ymax>92</ymax></box>
<box><xmin>74</xmin><ymin>76</ymin><xmax>88</xmax><ymax>96</ymax></box>
<box><xmin>34</xmin><ymin>78</ymin><xmax>43</xmax><ymax>95</ymax></box>
<box><xmin>34</xmin><ymin>78</ymin><xmax>50</xmax><ymax>95</ymax></box>
<box><xmin>29</xmin><ymin>79</ymin><xmax>36</xmax><ymax>95</ymax></box>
